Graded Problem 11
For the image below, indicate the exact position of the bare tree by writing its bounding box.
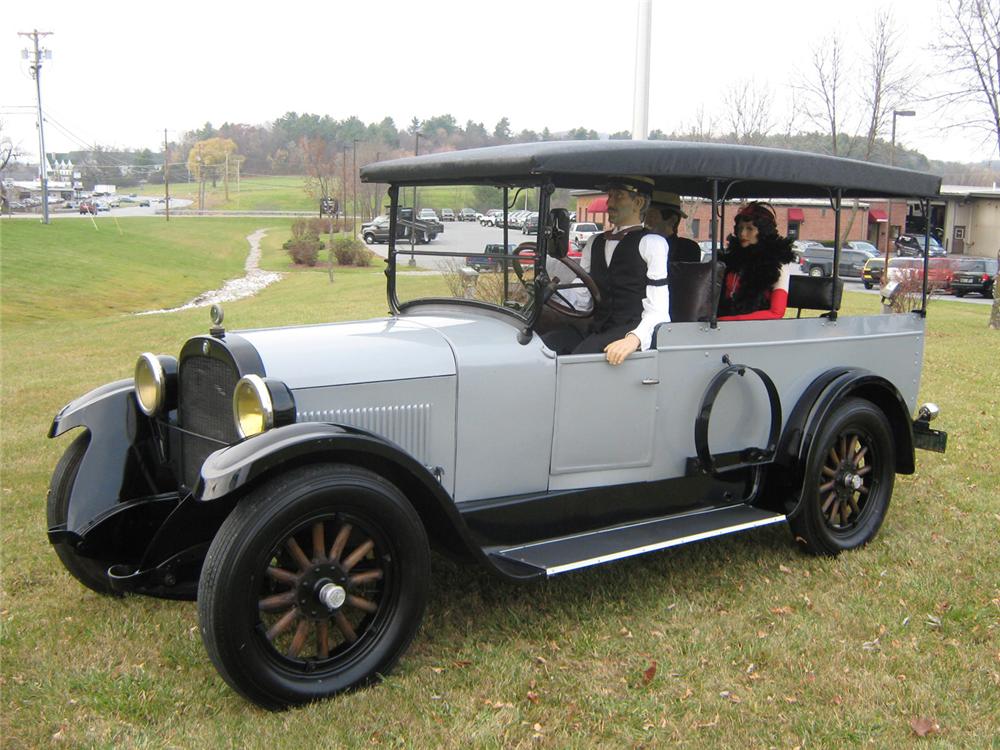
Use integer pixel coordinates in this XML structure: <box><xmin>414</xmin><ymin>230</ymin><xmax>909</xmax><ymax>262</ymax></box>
<box><xmin>859</xmin><ymin>9</ymin><xmax>916</xmax><ymax>160</ymax></box>
<box><xmin>936</xmin><ymin>0</ymin><xmax>1000</xmax><ymax>159</ymax></box>
<box><xmin>932</xmin><ymin>0</ymin><xmax>1000</xmax><ymax>329</ymax></box>
<box><xmin>798</xmin><ymin>34</ymin><xmax>847</xmax><ymax>155</ymax></box>
<box><xmin>300</xmin><ymin>137</ymin><xmax>343</xmax><ymax>205</ymax></box>
<box><xmin>0</xmin><ymin>121</ymin><xmax>24</xmax><ymax>215</ymax></box>
<box><xmin>722</xmin><ymin>79</ymin><xmax>774</xmax><ymax>144</ymax></box>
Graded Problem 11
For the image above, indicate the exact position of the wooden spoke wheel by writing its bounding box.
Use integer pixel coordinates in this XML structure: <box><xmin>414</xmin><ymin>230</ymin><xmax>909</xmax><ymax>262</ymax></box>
<box><xmin>789</xmin><ymin>398</ymin><xmax>895</xmax><ymax>555</ymax></box>
<box><xmin>198</xmin><ymin>464</ymin><xmax>429</xmax><ymax>709</ymax></box>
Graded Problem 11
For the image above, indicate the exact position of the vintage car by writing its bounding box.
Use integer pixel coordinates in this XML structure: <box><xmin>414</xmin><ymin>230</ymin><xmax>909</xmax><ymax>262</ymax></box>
<box><xmin>46</xmin><ymin>141</ymin><xmax>947</xmax><ymax>710</ymax></box>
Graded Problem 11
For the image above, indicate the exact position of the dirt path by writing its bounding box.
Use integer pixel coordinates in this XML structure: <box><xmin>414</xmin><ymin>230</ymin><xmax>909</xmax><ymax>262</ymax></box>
<box><xmin>137</xmin><ymin>229</ymin><xmax>283</xmax><ymax>315</ymax></box>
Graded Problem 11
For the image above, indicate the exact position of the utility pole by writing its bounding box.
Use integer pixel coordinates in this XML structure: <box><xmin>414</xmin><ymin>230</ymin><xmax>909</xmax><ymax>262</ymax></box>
<box><xmin>19</xmin><ymin>29</ymin><xmax>53</xmax><ymax>224</ymax></box>
<box><xmin>341</xmin><ymin>145</ymin><xmax>348</xmax><ymax>233</ymax></box>
<box><xmin>164</xmin><ymin>128</ymin><xmax>170</xmax><ymax>222</ymax></box>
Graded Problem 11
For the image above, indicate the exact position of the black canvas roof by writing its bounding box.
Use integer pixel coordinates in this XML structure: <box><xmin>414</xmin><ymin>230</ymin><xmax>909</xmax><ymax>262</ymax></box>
<box><xmin>360</xmin><ymin>140</ymin><xmax>940</xmax><ymax>199</ymax></box>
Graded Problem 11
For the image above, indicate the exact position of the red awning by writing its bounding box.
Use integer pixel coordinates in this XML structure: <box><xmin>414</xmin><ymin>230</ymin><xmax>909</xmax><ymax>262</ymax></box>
<box><xmin>787</xmin><ymin>208</ymin><xmax>805</xmax><ymax>222</ymax></box>
<box><xmin>588</xmin><ymin>196</ymin><xmax>608</xmax><ymax>212</ymax></box>
<box><xmin>869</xmin><ymin>209</ymin><xmax>888</xmax><ymax>222</ymax></box>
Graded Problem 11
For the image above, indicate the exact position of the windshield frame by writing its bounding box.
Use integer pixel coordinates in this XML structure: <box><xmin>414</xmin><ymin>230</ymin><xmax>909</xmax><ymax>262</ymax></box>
<box><xmin>385</xmin><ymin>181</ymin><xmax>553</xmax><ymax>326</ymax></box>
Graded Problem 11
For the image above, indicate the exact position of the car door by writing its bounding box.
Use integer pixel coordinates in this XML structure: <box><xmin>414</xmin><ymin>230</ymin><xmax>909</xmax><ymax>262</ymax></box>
<box><xmin>549</xmin><ymin>351</ymin><xmax>658</xmax><ymax>489</ymax></box>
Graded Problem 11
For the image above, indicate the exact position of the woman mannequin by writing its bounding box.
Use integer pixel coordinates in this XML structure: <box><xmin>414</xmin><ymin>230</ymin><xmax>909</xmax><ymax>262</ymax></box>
<box><xmin>718</xmin><ymin>202</ymin><xmax>797</xmax><ymax>320</ymax></box>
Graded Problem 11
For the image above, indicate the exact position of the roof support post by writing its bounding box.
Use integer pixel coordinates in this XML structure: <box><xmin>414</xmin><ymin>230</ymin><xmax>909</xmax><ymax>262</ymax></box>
<box><xmin>709</xmin><ymin>179</ymin><xmax>719</xmax><ymax>330</ymax></box>
<box><xmin>830</xmin><ymin>188</ymin><xmax>842</xmax><ymax>321</ymax></box>
<box><xmin>920</xmin><ymin>198</ymin><xmax>930</xmax><ymax>314</ymax></box>
<box><xmin>387</xmin><ymin>185</ymin><xmax>400</xmax><ymax>314</ymax></box>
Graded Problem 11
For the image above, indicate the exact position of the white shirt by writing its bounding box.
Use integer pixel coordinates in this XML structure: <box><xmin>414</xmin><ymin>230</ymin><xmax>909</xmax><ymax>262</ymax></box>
<box><xmin>553</xmin><ymin>226</ymin><xmax>670</xmax><ymax>350</ymax></box>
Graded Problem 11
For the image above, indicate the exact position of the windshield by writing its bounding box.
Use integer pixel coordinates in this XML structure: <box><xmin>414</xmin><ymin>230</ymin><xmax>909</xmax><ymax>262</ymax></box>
<box><xmin>389</xmin><ymin>184</ymin><xmax>561</xmax><ymax>320</ymax></box>
<box><xmin>574</xmin><ymin>223</ymin><xmax>598</xmax><ymax>232</ymax></box>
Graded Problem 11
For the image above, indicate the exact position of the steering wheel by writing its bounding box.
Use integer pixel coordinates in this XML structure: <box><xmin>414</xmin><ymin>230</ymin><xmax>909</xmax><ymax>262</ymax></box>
<box><xmin>512</xmin><ymin>242</ymin><xmax>601</xmax><ymax>318</ymax></box>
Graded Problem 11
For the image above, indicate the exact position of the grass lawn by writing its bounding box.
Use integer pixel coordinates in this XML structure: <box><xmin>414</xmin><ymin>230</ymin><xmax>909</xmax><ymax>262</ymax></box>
<box><xmin>1</xmin><ymin>219</ymin><xmax>998</xmax><ymax>747</ymax></box>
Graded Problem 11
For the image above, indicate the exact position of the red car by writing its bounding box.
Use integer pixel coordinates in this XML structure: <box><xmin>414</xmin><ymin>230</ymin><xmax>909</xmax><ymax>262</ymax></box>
<box><xmin>78</xmin><ymin>201</ymin><xmax>97</xmax><ymax>215</ymax></box>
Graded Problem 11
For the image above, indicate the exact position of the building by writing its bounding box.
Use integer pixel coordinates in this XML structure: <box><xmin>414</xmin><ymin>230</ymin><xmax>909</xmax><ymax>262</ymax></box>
<box><xmin>937</xmin><ymin>185</ymin><xmax>1000</xmax><ymax>259</ymax></box>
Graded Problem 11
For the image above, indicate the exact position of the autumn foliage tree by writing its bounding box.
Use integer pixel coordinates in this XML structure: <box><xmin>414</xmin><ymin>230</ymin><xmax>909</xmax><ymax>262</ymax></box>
<box><xmin>187</xmin><ymin>137</ymin><xmax>238</xmax><ymax>205</ymax></box>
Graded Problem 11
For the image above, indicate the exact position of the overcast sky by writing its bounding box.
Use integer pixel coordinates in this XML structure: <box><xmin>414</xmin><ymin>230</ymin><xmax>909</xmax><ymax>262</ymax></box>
<box><xmin>2</xmin><ymin>0</ymin><xmax>995</xmax><ymax>169</ymax></box>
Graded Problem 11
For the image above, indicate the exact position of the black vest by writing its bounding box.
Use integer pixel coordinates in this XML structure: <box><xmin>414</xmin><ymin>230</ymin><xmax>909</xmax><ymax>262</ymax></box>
<box><xmin>589</xmin><ymin>229</ymin><xmax>651</xmax><ymax>332</ymax></box>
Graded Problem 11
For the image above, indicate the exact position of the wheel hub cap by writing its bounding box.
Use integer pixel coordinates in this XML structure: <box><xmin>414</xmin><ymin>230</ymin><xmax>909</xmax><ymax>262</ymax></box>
<box><xmin>317</xmin><ymin>581</ymin><xmax>347</xmax><ymax>610</ymax></box>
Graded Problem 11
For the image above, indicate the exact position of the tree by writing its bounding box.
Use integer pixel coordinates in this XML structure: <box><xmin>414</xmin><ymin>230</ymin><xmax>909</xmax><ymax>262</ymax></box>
<box><xmin>0</xmin><ymin>121</ymin><xmax>23</xmax><ymax>214</ymax></box>
<box><xmin>300</xmin><ymin>137</ymin><xmax>342</xmax><ymax>203</ymax></box>
<box><xmin>937</xmin><ymin>0</ymin><xmax>999</xmax><ymax>335</ymax></box>
<box><xmin>722</xmin><ymin>79</ymin><xmax>773</xmax><ymax>144</ymax></box>
<box><xmin>798</xmin><ymin>33</ymin><xmax>846</xmax><ymax>155</ymax></box>
<box><xmin>187</xmin><ymin>137</ymin><xmax>238</xmax><ymax>206</ymax></box>
<box><xmin>609</xmin><ymin>130</ymin><xmax>631</xmax><ymax>140</ymax></box>
<box><xmin>859</xmin><ymin>9</ymin><xmax>915</xmax><ymax>161</ymax></box>
<box><xmin>493</xmin><ymin>117</ymin><xmax>511</xmax><ymax>141</ymax></box>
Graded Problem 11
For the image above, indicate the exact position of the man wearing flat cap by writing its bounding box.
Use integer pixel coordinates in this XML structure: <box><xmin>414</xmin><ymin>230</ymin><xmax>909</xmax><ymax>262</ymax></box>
<box><xmin>544</xmin><ymin>175</ymin><xmax>670</xmax><ymax>365</ymax></box>
<box><xmin>645</xmin><ymin>191</ymin><xmax>702</xmax><ymax>263</ymax></box>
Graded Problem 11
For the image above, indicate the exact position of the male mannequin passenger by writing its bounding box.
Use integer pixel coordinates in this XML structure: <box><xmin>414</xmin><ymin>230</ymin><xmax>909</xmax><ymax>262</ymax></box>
<box><xmin>542</xmin><ymin>176</ymin><xmax>670</xmax><ymax>365</ymax></box>
<box><xmin>644</xmin><ymin>190</ymin><xmax>702</xmax><ymax>263</ymax></box>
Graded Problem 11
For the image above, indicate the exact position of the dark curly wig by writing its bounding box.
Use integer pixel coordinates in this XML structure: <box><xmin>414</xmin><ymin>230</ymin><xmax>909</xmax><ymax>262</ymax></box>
<box><xmin>733</xmin><ymin>201</ymin><xmax>779</xmax><ymax>240</ymax></box>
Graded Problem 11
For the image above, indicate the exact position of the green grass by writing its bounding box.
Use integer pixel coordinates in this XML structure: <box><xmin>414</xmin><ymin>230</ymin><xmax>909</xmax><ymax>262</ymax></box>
<box><xmin>1</xmin><ymin>220</ymin><xmax>998</xmax><ymax>747</ymax></box>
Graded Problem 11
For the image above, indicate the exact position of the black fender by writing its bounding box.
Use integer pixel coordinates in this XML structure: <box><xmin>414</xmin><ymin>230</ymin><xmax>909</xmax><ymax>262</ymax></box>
<box><xmin>773</xmin><ymin>367</ymin><xmax>915</xmax><ymax>518</ymax></box>
<box><xmin>196</xmin><ymin>422</ymin><xmax>525</xmax><ymax>576</ymax></box>
<box><xmin>49</xmin><ymin>379</ymin><xmax>140</xmax><ymax>534</ymax></box>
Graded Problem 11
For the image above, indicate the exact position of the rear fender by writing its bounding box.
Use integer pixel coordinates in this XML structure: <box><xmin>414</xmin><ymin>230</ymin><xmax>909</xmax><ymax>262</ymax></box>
<box><xmin>774</xmin><ymin>368</ymin><xmax>915</xmax><ymax>518</ymax></box>
<box><xmin>196</xmin><ymin>422</ymin><xmax>486</xmax><ymax>564</ymax></box>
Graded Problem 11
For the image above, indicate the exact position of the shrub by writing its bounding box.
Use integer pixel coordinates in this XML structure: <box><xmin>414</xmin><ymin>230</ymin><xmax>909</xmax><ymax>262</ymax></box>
<box><xmin>331</xmin><ymin>236</ymin><xmax>376</xmax><ymax>267</ymax></box>
<box><xmin>284</xmin><ymin>227</ymin><xmax>324</xmax><ymax>266</ymax></box>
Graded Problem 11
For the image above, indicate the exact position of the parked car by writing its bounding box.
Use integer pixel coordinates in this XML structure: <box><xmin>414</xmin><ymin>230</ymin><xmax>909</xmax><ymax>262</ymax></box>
<box><xmin>844</xmin><ymin>240</ymin><xmax>881</xmax><ymax>255</ymax></box>
<box><xmin>47</xmin><ymin>140</ymin><xmax>946</xmax><ymax>711</ymax></box>
<box><xmin>361</xmin><ymin>210</ymin><xmax>439</xmax><ymax>244</ymax></box>
<box><xmin>522</xmin><ymin>212</ymin><xmax>540</xmax><ymax>234</ymax></box>
<box><xmin>441</xmin><ymin>209</ymin><xmax>455</xmax><ymax>221</ymax></box>
<box><xmin>417</xmin><ymin>208</ymin><xmax>440</xmax><ymax>224</ymax></box>
<box><xmin>885</xmin><ymin>257</ymin><xmax>953</xmax><ymax>292</ymax></box>
<box><xmin>862</xmin><ymin>257</ymin><xmax>885</xmax><ymax>289</ymax></box>
<box><xmin>894</xmin><ymin>234</ymin><xmax>946</xmax><ymax>257</ymax></box>
<box><xmin>465</xmin><ymin>243</ymin><xmax>516</xmax><ymax>271</ymax></box>
<box><xmin>78</xmin><ymin>202</ymin><xmax>97</xmax><ymax>215</ymax></box>
<box><xmin>480</xmin><ymin>208</ymin><xmax>504</xmax><ymax>226</ymax></box>
<box><xmin>138</xmin><ymin>199</ymin><xmax>150</xmax><ymax>207</ymax></box>
<box><xmin>799</xmin><ymin>246</ymin><xmax>876</xmax><ymax>278</ymax></box>
<box><xmin>459</xmin><ymin>208</ymin><xmax>477</xmax><ymax>221</ymax></box>
<box><xmin>950</xmin><ymin>256</ymin><xmax>997</xmax><ymax>298</ymax></box>
<box><xmin>569</xmin><ymin>222</ymin><xmax>600</xmax><ymax>248</ymax></box>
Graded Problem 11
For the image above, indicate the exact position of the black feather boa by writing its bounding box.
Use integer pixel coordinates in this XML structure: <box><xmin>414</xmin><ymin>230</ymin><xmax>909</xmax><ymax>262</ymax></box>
<box><xmin>717</xmin><ymin>234</ymin><xmax>796</xmax><ymax>316</ymax></box>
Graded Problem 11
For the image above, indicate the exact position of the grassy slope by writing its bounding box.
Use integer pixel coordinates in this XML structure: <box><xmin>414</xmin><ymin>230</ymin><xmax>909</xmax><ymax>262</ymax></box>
<box><xmin>1</xmin><ymin>221</ymin><xmax>997</xmax><ymax>747</ymax></box>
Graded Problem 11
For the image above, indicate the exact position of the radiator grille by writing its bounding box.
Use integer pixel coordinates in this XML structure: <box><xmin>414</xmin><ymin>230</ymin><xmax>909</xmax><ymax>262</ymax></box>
<box><xmin>299</xmin><ymin>404</ymin><xmax>431</xmax><ymax>463</ymax></box>
<box><xmin>179</xmin><ymin>355</ymin><xmax>240</xmax><ymax>488</ymax></box>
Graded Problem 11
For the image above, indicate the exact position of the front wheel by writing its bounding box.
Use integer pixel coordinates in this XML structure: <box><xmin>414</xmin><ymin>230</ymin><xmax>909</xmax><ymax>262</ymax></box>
<box><xmin>363</xmin><ymin>233</ymin><xmax>375</xmax><ymax>245</ymax></box>
<box><xmin>197</xmin><ymin>464</ymin><xmax>430</xmax><ymax>709</ymax></box>
<box><xmin>788</xmin><ymin>398</ymin><xmax>895</xmax><ymax>555</ymax></box>
<box><xmin>808</xmin><ymin>266</ymin><xmax>825</xmax><ymax>278</ymax></box>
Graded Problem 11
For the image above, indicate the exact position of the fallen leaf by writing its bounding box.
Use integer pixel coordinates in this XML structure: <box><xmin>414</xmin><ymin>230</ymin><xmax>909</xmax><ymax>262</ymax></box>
<box><xmin>681</xmin><ymin>687</ymin><xmax>693</xmax><ymax>700</ymax></box>
<box><xmin>910</xmin><ymin>717</ymin><xmax>940</xmax><ymax>737</ymax></box>
<box><xmin>452</xmin><ymin>660</ymin><xmax>472</xmax><ymax>668</ymax></box>
<box><xmin>832</xmin><ymin>695</ymin><xmax>843</xmax><ymax>706</ymax></box>
<box><xmin>642</xmin><ymin>661</ymin><xmax>657</xmax><ymax>685</ymax></box>
<box><xmin>770</xmin><ymin>606</ymin><xmax>793</xmax><ymax>616</ymax></box>
<box><xmin>526</xmin><ymin>691</ymin><xmax>539</xmax><ymax>704</ymax></box>
<box><xmin>784</xmin><ymin>695</ymin><xmax>798</xmax><ymax>703</ymax></box>
<box><xmin>533</xmin><ymin>722</ymin><xmax>543</xmax><ymax>732</ymax></box>
<box><xmin>430</xmin><ymin>667</ymin><xmax>445</xmax><ymax>674</ymax></box>
<box><xmin>620</xmin><ymin>627</ymin><xmax>633</xmax><ymax>638</ymax></box>
<box><xmin>651</xmin><ymin>630</ymin><xmax>665</xmax><ymax>638</ymax></box>
<box><xmin>719</xmin><ymin>690</ymin><xmax>741</xmax><ymax>703</ymax></box>
<box><xmin>779</xmin><ymin>564</ymin><xmax>793</xmax><ymax>574</ymax></box>
<box><xmin>695</xmin><ymin>714</ymin><xmax>720</xmax><ymax>729</ymax></box>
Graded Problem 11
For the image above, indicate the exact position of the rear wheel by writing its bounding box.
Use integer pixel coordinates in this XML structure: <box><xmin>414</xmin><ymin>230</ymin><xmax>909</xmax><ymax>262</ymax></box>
<box><xmin>198</xmin><ymin>464</ymin><xmax>429</xmax><ymax>709</ymax></box>
<box><xmin>47</xmin><ymin>432</ymin><xmax>116</xmax><ymax>594</ymax></box>
<box><xmin>808</xmin><ymin>266</ymin><xmax>825</xmax><ymax>277</ymax></box>
<box><xmin>863</xmin><ymin>281</ymin><xmax>872</xmax><ymax>289</ymax></box>
<box><xmin>789</xmin><ymin>398</ymin><xmax>895</xmax><ymax>555</ymax></box>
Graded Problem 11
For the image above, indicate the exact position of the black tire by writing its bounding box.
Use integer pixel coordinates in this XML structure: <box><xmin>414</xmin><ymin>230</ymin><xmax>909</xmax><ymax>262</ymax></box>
<box><xmin>788</xmin><ymin>398</ymin><xmax>895</xmax><ymax>555</ymax></box>
<box><xmin>197</xmin><ymin>463</ymin><xmax>430</xmax><ymax>709</ymax></box>
<box><xmin>954</xmin><ymin>291</ymin><xmax>965</xmax><ymax>297</ymax></box>
<box><xmin>46</xmin><ymin>432</ymin><xmax>116</xmax><ymax>594</ymax></box>
<box><xmin>808</xmin><ymin>266</ymin><xmax>825</xmax><ymax>278</ymax></box>
<box><xmin>863</xmin><ymin>281</ymin><xmax>872</xmax><ymax>290</ymax></box>
<box><xmin>363</xmin><ymin>233</ymin><xmax>375</xmax><ymax>245</ymax></box>
<box><xmin>985</xmin><ymin>285</ymin><xmax>994</xmax><ymax>300</ymax></box>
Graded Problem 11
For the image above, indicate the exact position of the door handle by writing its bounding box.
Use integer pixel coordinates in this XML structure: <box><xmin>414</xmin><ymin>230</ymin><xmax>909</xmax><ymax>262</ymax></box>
<box><xmin>642</xmin><ymin>378</ymin><xmax>659</xmax><ymax>385</ymax></box>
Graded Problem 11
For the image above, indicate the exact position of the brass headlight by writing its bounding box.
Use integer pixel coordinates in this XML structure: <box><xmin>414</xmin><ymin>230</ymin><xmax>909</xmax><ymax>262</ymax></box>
<box><xmin>134</xmin><ymin>353</ymin><xmax>177</xmax><ymax>416</ymax></box>
<box><xmin>233</xmin><ymin>375</ymin><xmax>274</xmax><ymax>438</ymax></box>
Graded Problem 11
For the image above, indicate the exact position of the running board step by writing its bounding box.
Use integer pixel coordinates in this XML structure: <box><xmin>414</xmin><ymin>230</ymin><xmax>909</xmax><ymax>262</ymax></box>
<box><xmin>486</xmin><ymin>505</ymin><xmax>785</xmax><ymax>577</ymax></box>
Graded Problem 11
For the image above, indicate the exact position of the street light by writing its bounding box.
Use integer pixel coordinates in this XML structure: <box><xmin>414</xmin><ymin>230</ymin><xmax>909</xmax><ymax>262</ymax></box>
<box><xmin>352</xmin><ymin>139</ymin><xmax>360</xmax><ymax>237</ymax></box>
<box><xmin>409</xmin><ymin>132</ymin><xmax>425</xmax><ymax>267</ymax></box>
<box><xmin>884</xmin><ymin>109</ymin><xmax>916</xmax><ymax>273</ymax></box>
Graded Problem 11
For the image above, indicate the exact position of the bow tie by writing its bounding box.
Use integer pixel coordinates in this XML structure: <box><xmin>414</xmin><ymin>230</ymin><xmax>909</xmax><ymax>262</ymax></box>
<box><xmin>603</xmin><ymin>225</ymin><xmax>643</xmax><ymax>241</ymax></box>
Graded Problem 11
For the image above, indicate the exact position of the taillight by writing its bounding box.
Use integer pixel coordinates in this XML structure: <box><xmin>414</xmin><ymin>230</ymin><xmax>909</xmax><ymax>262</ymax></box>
<box><xmin>983</xmin><ymin>274</ymin><xmax>990</xmax><ymax>282</ymax></box>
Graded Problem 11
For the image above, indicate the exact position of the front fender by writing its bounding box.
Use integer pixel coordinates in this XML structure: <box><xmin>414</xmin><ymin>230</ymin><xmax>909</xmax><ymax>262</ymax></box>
<box><xmin>49</xmin><ymin>379</ymin><xmax>139</xmax><ymax>533</ymax></box>
<box><xmin>196</xmin><ymin>422</ymin><xmax>502</xmax><ymax>568</ymax></box>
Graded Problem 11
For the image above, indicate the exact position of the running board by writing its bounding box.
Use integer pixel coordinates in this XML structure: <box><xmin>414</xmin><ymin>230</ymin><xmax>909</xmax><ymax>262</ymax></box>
<box><xmin>486</xmin><ymin>505</ymin><xmax>785</xmax><ymax>577</ymax></box>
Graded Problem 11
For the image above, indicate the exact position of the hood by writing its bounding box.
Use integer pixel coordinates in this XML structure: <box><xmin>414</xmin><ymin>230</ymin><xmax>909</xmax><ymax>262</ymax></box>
<box><xmin>236</xmin><ymin>318</ymin><xmax>456</xmax><ymax>389</ymax></box>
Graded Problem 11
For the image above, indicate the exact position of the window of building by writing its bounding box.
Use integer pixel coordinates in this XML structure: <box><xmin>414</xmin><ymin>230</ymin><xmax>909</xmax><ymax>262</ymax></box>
<box><xmin>690</xmin><ymin>218</ymin><xmax>700</xmax><ymax>238</ymax></box>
